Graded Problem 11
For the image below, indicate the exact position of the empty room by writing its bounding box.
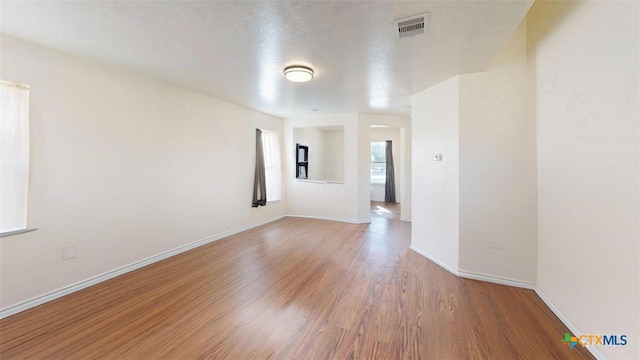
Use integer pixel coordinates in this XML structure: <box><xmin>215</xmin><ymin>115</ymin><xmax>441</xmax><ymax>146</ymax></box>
<box><xmin>0</xmin><ymin>1</ymin><xmax>638</xmax><ymax>359</ymax></box>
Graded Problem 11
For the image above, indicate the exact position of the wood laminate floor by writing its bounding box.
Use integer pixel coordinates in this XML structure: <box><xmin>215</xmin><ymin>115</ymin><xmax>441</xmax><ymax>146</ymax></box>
<box><xmin>370</xmin><ymin>201</ymin><xmax>401</xmax><ymax>220</ymax></box>
<box><xmin>1</xmin><ymin>205</ymin><xmax>592</xmax><ymax>359</ymax></box>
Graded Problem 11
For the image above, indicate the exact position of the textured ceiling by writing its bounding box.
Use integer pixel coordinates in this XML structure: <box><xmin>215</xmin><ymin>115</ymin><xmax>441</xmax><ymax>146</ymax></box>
<box><xmin>0</xmin><ymin>1</ymin><xmax>533</xmax><ymax>118</ymax></box>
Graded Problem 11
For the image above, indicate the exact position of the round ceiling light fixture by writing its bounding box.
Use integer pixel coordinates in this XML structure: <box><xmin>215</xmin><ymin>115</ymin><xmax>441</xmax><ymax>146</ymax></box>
<box><xmin>284</xmin><ymin>65</ymin><xmax>314</xmax><ymax>82</ymax></box>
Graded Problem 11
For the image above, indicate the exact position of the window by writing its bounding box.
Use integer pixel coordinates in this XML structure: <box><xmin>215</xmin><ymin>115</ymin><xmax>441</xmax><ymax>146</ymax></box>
<box><xmin>370</xmin><ymin>141</ymin><xmax>386</xmax><ymax>185</ymax></box>
<box><xmin>261</xmin><ymin>130</ymin><xmax>281</xmax><ymax>202</ymax></box>
<box><xmin>1</xmin><ymin>80</ymin><xmax>30</xmax><ymax>234</ymax></box>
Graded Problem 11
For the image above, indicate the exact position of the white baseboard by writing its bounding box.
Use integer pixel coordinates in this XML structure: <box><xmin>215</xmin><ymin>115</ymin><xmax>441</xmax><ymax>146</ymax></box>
<box><xmin>0</xmin><ymin>216</ymin><xmax>285</xmax><ymax>319</ymax></box>
<box><xmin>410</xmin><ymin>245</ymin><xmax>536</xmax><ymax>291</ymax></box>
<box><xmin>409</xmin><ymin>245</ymin><xmax>459</xmax><ymax>276</ymax></box>
<box><xmin>533</xmin><ymin>286</ymin><xmax>605</xmax><ymax>360</ymax></box>
<box><xmin>458</xmin><ymin>270</ymin><xmax>536</xmax><ymax>290</ymax></box>
<box><xmin>285</xmin><ymin>214</ymin><xmax>370</xmax><ymax>224</ymax></box>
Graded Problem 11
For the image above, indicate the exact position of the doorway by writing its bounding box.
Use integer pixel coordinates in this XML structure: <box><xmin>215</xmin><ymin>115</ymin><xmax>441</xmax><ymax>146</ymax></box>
<box><xmin>363</xmin><ymin>116</ymin><xmax>411</xmax><ymax>223</ymax></box>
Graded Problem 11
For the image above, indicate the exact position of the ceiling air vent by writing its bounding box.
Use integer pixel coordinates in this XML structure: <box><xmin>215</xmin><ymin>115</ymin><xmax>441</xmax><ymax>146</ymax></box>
<box><xmin>396</xmin><ymin>13</ymin><xmax>429</xmax><ymax>38</ymax></box>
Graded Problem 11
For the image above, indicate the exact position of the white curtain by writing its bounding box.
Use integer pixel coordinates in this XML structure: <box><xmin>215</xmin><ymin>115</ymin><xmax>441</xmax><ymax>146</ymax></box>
<box><xmin>261</xmin><ymin>130</ymin><xmax>282</xmax><ymax>202</ymax></box>
<box><xmin>0</xmin><ymin>80</ymin><xmax>30</xmax><ymax>233</ymax></box>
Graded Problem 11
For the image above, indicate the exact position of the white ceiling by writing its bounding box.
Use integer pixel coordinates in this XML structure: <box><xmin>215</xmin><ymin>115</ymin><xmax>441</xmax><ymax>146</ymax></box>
<box><xmin>0</xmin><ymin>1</ymin><xmax>533</xmax><ymax>118</ymax></box>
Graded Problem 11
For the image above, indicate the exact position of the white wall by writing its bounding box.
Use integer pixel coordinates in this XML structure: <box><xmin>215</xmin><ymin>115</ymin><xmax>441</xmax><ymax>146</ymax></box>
<box><xmin>293</xmin><ymin>127</ymin><xmax>325</xmax><ymax>180</ymax></box>
<box><xmin>410</xmin><ymin>21</ymin><xmax>537</xmax><ymax>284</ymax></box>
<box><xmin>399</xmin><ymin>127</ymin><xmax>411</xmax><ymax>222</ymax></box>
<box><xmin>284</xmin><ymin>114</ymin><xmax>363</xmax><ymax>223</ymax></box>
<box><xmin>458</xmin><ymin>20</ymin><xmax>537</xmax><ymax>283</ymax></box>
<box><xmin>529</xmin><ymin>2</ymin><xmax>639</xmax><ymax>358</ymax></box>
<box><xmin>0</xmin><ymin>35</ymin><xmax>285</xmax><ymax>309</ymax></box>
<box><xmin>370</xmin><ymin>128</ymin><xmax>401</xmax><ymax>202</ymax></box>
<box><xmin>411</xmin><ymin>3</ymin><xmax>639</xmax><ymax>357</ymax></box>
<box><xmin>356</xmin><ymin>115</ymin><xmax>372</xmax><ymax>222</ymax></box>
<box><xmin>293</xmin><ymin>127</ymin><xmax>344</xmax><ymax>182</ymax></box>
<box><xmin>411</xmin><ymin>77</ymin><xmax>460</xmax><ymax>272</ymax></box>
<box><xmin>322</xmin><ymin>130</ymin><xmax>344</xmax><ymax>183</ymax></box>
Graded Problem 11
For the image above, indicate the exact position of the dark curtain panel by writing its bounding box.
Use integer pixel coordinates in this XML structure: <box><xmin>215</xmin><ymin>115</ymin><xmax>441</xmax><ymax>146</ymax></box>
<box><xmin>385</xmin><ymin>140</ymin><xmax>396</xmax><ymax>203</ymax></box>
<box><xmin>252</xmin><ymin>129</ymin><xmax>267</xmax><ymax>207</ymax></box>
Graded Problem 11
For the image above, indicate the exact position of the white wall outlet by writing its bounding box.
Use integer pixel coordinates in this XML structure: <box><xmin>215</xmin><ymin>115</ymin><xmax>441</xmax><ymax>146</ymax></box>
<box><xmin>62</xmin><ymin>246</ymin><xmax>76</xmax><ymax>260</ymax></box>
<box><xmin>433</xmin><ymin>154</ymin><xmax>443</xmax><ymax>161</ymax></box>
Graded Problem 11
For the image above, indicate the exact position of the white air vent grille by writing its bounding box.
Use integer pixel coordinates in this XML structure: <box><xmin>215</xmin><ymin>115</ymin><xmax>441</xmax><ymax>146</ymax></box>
<box><xmin>396</xmin><ymin>13</ymin><xmax>429</xmax><ymax>38</ymax></box>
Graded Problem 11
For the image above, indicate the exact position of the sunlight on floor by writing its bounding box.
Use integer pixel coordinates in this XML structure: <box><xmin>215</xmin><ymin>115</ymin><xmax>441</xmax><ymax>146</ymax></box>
<box><xmin>374</xmin><ymin>205</ymin><xmax>392</xmax><ymax>215</ymax></box>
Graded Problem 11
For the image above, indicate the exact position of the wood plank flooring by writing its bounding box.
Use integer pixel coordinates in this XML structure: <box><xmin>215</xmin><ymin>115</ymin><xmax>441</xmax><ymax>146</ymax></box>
<box><xmin>1</xmin><ymin>205</ymin><xmax>593</xmax><ymax>359</ymax></box>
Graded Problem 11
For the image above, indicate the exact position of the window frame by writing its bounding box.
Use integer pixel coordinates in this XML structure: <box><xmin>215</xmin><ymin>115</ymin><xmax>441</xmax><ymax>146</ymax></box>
<box><xmin>370</xmin><ymin>141</ymin><xmax>386</xmax><ymax>185</ymax></box>
<box><xmin>0</xmin><ymin>79</ymin><xmax>32</xmax><ymax>236</ymax></box>
<box><xmin>260</xmin><ymin>129</ymin><xmax>282</xmax><ymax>203</ymax></box>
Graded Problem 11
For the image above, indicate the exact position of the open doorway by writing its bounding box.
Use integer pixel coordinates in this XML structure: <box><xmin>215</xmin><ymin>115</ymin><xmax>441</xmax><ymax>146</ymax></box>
<box><xmin>362</xmin><ymin>114</ymin><xmax>411</xmax><ymax>223</ymax></box>
<box><xmin>369</xmin><ymin>126</ymin><xmax>402</xmax><ymax>217</ymax></box>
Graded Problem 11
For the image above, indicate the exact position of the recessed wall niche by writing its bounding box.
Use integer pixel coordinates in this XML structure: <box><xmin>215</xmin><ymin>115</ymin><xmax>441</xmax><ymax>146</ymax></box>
<box><xmin>293</xmin><ymin>126</ymin><xmax>344</xmax><ymax>183</ymax></box>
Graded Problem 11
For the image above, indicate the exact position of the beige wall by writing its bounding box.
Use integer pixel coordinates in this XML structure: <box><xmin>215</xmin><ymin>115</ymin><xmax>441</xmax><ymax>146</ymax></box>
<box><xmin>529</xmin><ymin>2</ymin><xmax>639</xmax><ymax>359</ymax></box>
<box><xmin>411</xmin><ymin>76</ymin><xmax>460</xmax><ymax>272</ymax></box>
<box><xmin>292</xmin><ymin>127</ymin><xmax>344</xmax><ymax>182</ymax></box>
<box><xmin>0</xmin><ymin>35</ymin><xmax>285</xmax><ymax>309</ymax></box>
<box><xmin>356</xmin><ymin>115</ymin><xmax>372</xmax><ymax>223</ymax></box>
<box><xmin>412</xmin><ymin>2</ymin><xmax>639</xmax><ymax>358</ymax></box>
<box><xmin>321</xmin><ymin>130</ymin><xmax>344</xmax><ymax>183</ymax></box>
<box><xmin>293</xmin><ymin>127</ymin><xmax>325</xmax><ymax>180</ymax></box>
<box><xmin>284</xmin><ymin>114</ymin><xmax>362</xmax><ymax>223</ymax></box>
<box><xmin>458</xmin><ymin>20</ymin><xmax>537</xmax><ymax>283</ymax></box>
<box><xmin>411</xmin><ymin>44</ymin><xmax>538</xmax><ymax>282</ymax></box>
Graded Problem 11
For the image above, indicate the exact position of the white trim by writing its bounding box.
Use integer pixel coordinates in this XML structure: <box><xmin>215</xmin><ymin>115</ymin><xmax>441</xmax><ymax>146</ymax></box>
<box><xmin>410</xmin><ymin>245</ymin><xmax>536</xmax><ymax>290</ymax></box>
<box><xmin>458</xmin><ymin>270</ymin><xmax>536</xmax><ymax>290</ymax></box>
<box><xmin>285</xmin><ymin>214</ymin><xmax>370</xmax><ymax>224</ymax></box>
<box><xmin>0</xmin><ymin>79</ymin><xmax>30</xmax><ymax>90</ymax></box>
<box><xmin>0</xmin><ymin>216</ymin><xmax>285</xmax><ymax>319</ymax></box>
<box><xmin>409</xmin><ymin>245</ymin><xmax>459</xmax><ymax>276</ymax></box>
<box><xmin>0</xmin><ymin>228</ymin><xmax>37</xmax><ymax>238</ymax></box>
<box><xmin>295</xmin><ymin>179</ymin><xmax>344</xmax><ymax>185</ymax></box>
<box><xmin>533</xmin><ymin>286</ymin><xmax>605</xmax><ymax>360</ymax></box>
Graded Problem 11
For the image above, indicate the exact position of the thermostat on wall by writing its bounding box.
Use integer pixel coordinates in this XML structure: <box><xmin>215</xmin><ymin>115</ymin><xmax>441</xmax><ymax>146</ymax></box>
<box><xmin>433</xmin><ymin>154</ymin><xmax>443</xmax><ymax>161</ymax></box>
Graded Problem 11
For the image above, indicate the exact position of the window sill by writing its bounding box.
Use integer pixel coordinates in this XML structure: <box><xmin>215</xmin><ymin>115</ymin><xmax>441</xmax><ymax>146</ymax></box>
<box><xmin>296</xmin><ymin>179</ymin><xmax>344</xmax><ymax>185</ymax></box>
<box><xmin>0</xmin><ymin>228</ymin><xmax>38</xmax><ymax>238</ymax></box>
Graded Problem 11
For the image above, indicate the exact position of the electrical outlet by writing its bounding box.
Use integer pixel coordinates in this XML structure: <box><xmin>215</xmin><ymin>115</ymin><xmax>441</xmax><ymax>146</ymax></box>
<box><xmin>63</xmin><ymin>246</ymin><xmax>76</xmax><ymax>260</ymax></box>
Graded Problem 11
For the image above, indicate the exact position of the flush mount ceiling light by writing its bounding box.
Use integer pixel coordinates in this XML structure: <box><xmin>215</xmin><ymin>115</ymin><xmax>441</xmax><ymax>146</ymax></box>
<box><xmin>284</xmin><ymin>65</ymin><xmax>314</xmax><ymax>82</ymax></box>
